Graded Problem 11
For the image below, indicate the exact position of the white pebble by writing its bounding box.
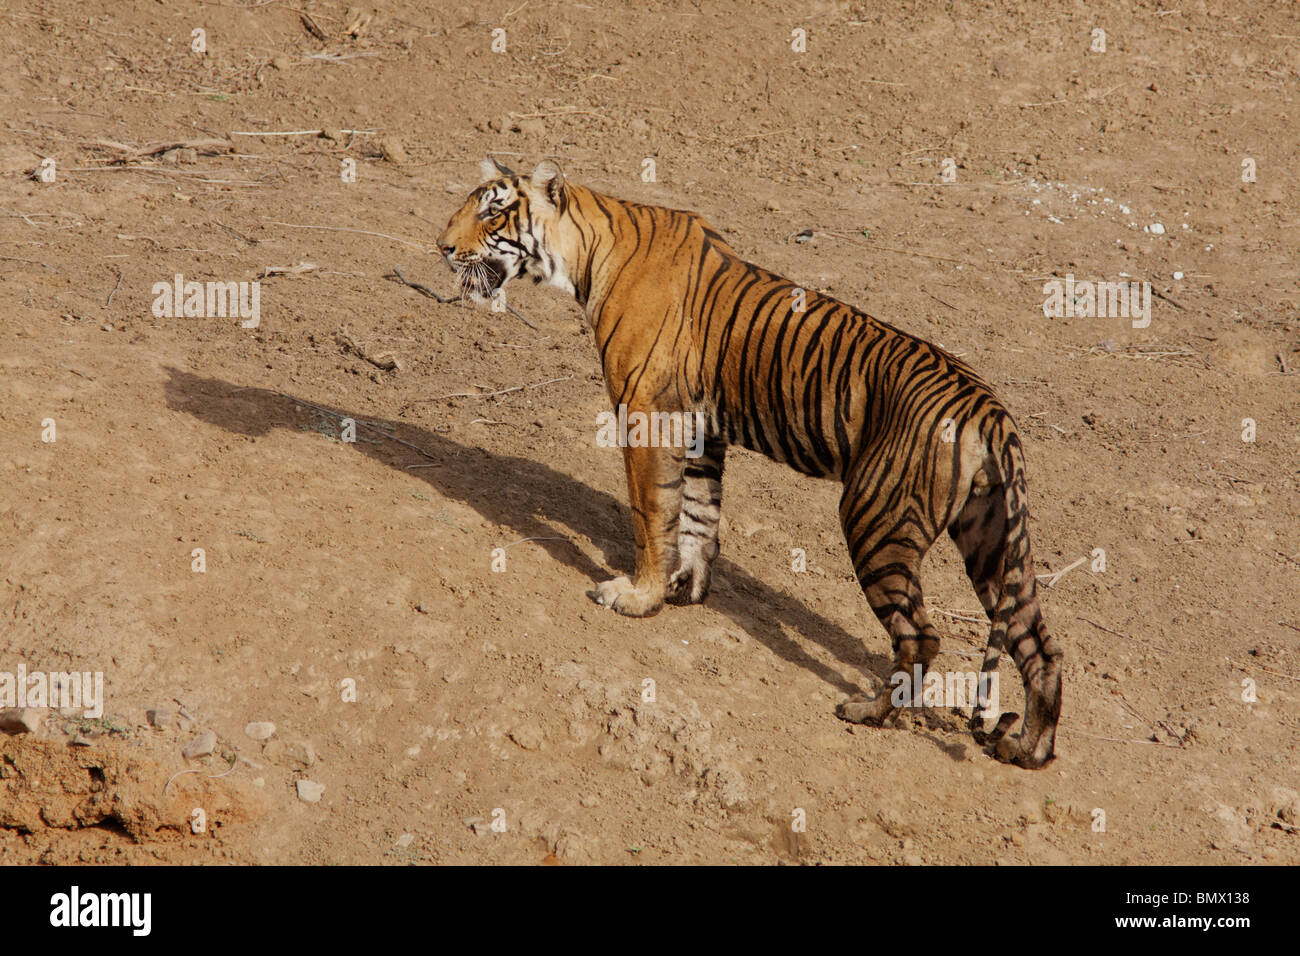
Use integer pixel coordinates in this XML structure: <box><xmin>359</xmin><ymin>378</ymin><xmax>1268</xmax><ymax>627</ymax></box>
<box><xmin>1149</xmin><ymin>222</ymin><xmax>1165</xmax><ymax>235</ymax></box>
<box><xmin>245</xmin><ymin>721</ymin><xmax>276</xmax><ymax>740</ymax></box>
<box><xmin>296</xmin><ymin>780</ymin><xmax>325</xmax><ymax>803</ymax></box>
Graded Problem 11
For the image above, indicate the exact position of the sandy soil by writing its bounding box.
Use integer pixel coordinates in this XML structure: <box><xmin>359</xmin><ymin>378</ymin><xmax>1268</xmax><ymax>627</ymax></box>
<box><xmin>1</xmin><ymin>0</ymin><xmax>1298</xmax><ymax>865</ymax></box>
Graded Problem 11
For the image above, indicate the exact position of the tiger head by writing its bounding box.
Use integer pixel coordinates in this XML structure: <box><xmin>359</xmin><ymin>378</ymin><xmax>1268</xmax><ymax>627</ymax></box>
<box><xmin>437</xmin><ymin>158</ymin><xmax>573</xmax><ymax>304</ymax></box>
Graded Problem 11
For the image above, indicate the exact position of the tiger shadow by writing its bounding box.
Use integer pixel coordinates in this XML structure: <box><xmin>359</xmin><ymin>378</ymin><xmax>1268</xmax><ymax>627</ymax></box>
<box><xmin>162</xmin><ymin>367</ymin><xmax>890</xmax><ymax>698</ymax></box>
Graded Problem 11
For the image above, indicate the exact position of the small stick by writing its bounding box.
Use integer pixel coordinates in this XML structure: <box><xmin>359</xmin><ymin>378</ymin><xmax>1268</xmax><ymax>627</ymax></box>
<box><xmin>392</xmin><ymin>265</ymin><xmax>456</xmax><ymax>303</ymax></box>
<box><xmin>924</xmin><ymin>288</ymin><xmax>960</xmax><ymax>311</ymax></box>
<box><xmin>163</xmin><ymin>768</ymin><xmax>200</xmax><ymax>797</ymax></box>
<box><xmin>1150</xmin><ymin>287</ymin><xmax>1188</xmax><ymax>310</ymax></box>
<box><xmin>208</xmin><ymin>755</ymin><xmax>239</xmax><ymax>779</ymax></box>
<box><xmin>930</xmin><ymin>607</ymin><xmax>987</xmax><ymax>625</ymax></box>
<box><xmin>1037</xmin><ymin>555</ymin><xmax>1086</xmax><ymax>588</ymax></box>
<box><xmin>105</xmin><ymin>269</ymin><xmax>122</xmax><ymax>307</ymax></box>
<box><xmin>1059</xmin><ymin>727</ymin><xmax>1172</xmax><ymax>746</ymax></box>
<box><xmin>300</xmin><ymin>12</ymin><xmax>329</xmax><ymax>41</ymax></box>
<box><xmin>229</xmin><ymin>128</ymin><xmax>378</xmax><ymax>137</ymax></box>
<box><xmin>0</xmin><ymin>255</ymin><xmax>56</xmax><ymax>269</ymax></box>
<box><xmin>501</xmin><ymin>300</ymin><xmax>539</xmax><ymax>331</ymax></box>
<box><xmin>415</xmin><ymin>375</ymin><xmax>573</xmax><ymax>403</ymax></box>
<box><xmin>391</xmin><ymin>267</ymin><xmax>538</xmax><ymax>330</ymax></box>
<box><xmin>1226</xmin><ymin>656</ymin><xmax>1300</xmax><ymax>684</ymax></box>
<box><xmin>1078</xmin><ymin>616</ymin><xmax>1131</xmax><ymax>640</ymax></box>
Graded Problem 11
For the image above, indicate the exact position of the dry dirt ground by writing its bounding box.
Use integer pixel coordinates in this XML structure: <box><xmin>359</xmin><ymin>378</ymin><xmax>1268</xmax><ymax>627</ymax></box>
<box><xmin>2</xmin><ymin>0</ymin><xmax>1298</xmax><ymax>866</ymax></box>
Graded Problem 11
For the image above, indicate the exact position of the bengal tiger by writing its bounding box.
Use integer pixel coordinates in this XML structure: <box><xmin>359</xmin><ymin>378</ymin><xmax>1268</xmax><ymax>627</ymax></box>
<box><xmin>436</xmin><ymin>158</ymin><xmax>1064</xmax><ymax>768</ymax></box>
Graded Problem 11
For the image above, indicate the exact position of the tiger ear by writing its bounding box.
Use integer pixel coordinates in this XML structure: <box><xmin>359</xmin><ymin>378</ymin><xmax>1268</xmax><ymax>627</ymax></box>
<box><xmin>530</xmin><ymin>160</ymin><xmax>566</xmax><ymax>205</ymax></box>
<box><xmin>478</xmin><ymin>157</ymin><xmax>515</xmax><ymax>181</ymax></box>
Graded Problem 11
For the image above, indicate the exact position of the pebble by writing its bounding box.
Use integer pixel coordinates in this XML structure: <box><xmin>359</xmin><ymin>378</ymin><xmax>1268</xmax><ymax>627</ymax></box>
<box><xmin>0</xmin><ymin>708</ymin><xmax>43</xmax><ymax>735</ymax></box>
<box><xmin>181</xmin><ymin>730</ymin><xmax>217</xmax><ymax>759</ymax></box>
<box><xmin>1149</xmin><ymin>222</ymin><xmax>1165</xmax><ymax>235</ymax></box>
<box><xmin>245</xmin><ymin>721</ymin><xmax>276</xmax><ymax>741</ymax></box>
<box><xmin>394</xmin><ymin>834</ymin><xmax>414</xmax><ymax>849</ymax></box>
<box><xmin>378</xmin><ymin>136</ymin><xmax>407</xmax><ymax>165</ymax></box>
<box><xmin>296</xmin><ymin>780</ymin><xmax>325</xmax><ymax>803</ymax></box>
<box><xmin>146</xmin><ymin>708</ymin><xmax>173</xmax><ymax>730</ymax></box>
<box><xmin>508</xmin><ymin>723</ymin><xmax>544</xmax><ymax>751</ymax></box>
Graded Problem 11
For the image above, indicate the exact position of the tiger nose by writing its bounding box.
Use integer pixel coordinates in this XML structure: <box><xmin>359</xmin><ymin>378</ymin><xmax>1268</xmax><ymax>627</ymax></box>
<box><xmin>438</xmin><ymin>243</ymin><xmax>456</xmax><ymax>257</ymax></box>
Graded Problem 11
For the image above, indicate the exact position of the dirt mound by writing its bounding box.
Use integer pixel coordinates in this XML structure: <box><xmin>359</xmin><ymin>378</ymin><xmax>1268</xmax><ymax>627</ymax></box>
<box><xmin>0</xmin><ymin>735</ymin><xmax>266</xmax><ymax>864</ymax></box>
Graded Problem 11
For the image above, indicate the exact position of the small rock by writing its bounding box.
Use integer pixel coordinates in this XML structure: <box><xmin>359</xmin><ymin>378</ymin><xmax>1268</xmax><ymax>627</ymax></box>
<box><xmin>285</xmin><ymin>741</ymin><xmax>316</xmax><ymax>767</ymax></box>
<box><xmin>394</xmin><ymin>833</ymin><xmax>414</xmax><ymax>849</ymax></box>
<box><xmin>508</xmin><ymin>723</ymin><xmax>544</xmax><ymax>751</ymax></box>
<box><xmin>765</xmin><ymin>199</ymin><xmax>781</xmax><ymax>212</ymax></box>
<box><xmin>181</xmin><ymin>730</ymin><xmax>217</xmax><ymax>759</ymax></box>
<box><xmin>245</xmin><ymin>721</ymin><xmax>276</xmax><ymax>741</ymax></box>
<box><xmin>0</xmin><ymin>708</ymin><xmax>43</xmax><ymax>735</ymax></box>
<box><xmin>296</xmin><ymin>779</ymin><xmax>325</xmax><ymax>803</ymax></box>
<box><xmin>1269</xmin><ymin>787</ymin><xmax>1300</xmax><ymax>824</ymax></box>
<box><xmin>146</xmin><ymin>708</ymin><xmax>173</xmax><ymax>730</ymax></box>
<box><xmin>319</xmin><ymin>128</ymin><xmax>344</xmax><ymax>142</ymax></box>
<box><xmin>377</xmin><ymin>136</ymin><xmax>408</xmax><ymax>165</ymax></box>
<box><xmin>70</xmin><ymin>733</ymin><xmax>92</xmax><ymax>746</ymax></box>
<box><xmin>270</xmin><ymin>55</ymin><xmax>293</xmax><ymax>71</ymax></box>
<box><xmin>1149</xmin><ymin>222</ymin><xmax>1166</xmax><ymax>235</ymax></box>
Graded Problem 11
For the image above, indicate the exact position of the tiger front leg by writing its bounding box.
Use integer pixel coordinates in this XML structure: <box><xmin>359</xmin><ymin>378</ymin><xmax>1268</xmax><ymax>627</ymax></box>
<box><xmin>589</xmin><ymin>441</ymin><xmax>684</xmax><ymax>617</ymax></box>
<box><xmin>666</xmin><ymin>434</ymin><xmax>726</xmax><ymax>605</ymax></box>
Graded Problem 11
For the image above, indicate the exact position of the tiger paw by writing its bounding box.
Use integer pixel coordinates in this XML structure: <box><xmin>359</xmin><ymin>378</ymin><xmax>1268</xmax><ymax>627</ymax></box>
<box><xmin>588</xmin><ymin>576</ymin><xmax>664</xmax><ymax>617</ymax></box>
<box><xmin>836</xmin><ymin>693</ymin><xmax>894</xmax><ymax>726</ymax></box>
<box><xmin>664</xmin><ymin>566</ymin><xmax>710</xmax><ymax>605</ymax></box>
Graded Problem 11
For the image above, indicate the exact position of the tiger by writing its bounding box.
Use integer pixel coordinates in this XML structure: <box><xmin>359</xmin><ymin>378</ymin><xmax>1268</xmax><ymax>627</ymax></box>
<box><xmin>436</xmin><ymin>157</ymin><xmax>1064</xmax><ymax>768</ymax></box>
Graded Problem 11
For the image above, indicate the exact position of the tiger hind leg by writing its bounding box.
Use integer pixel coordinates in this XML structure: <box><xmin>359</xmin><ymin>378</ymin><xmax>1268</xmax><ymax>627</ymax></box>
<box><xmin>949</xmin><ymin>482</ymin><xmax>1063</xmax><ymax>768</ymax></box>
<box><xmin>666</xmin><ymin>435</ymin><xmax>726</xmax><ymax>605</ymax></box>
<box><xmin>834</xmin><ymin>466</ymin><xmax>943</xmax><ymax>726</ymax></box>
